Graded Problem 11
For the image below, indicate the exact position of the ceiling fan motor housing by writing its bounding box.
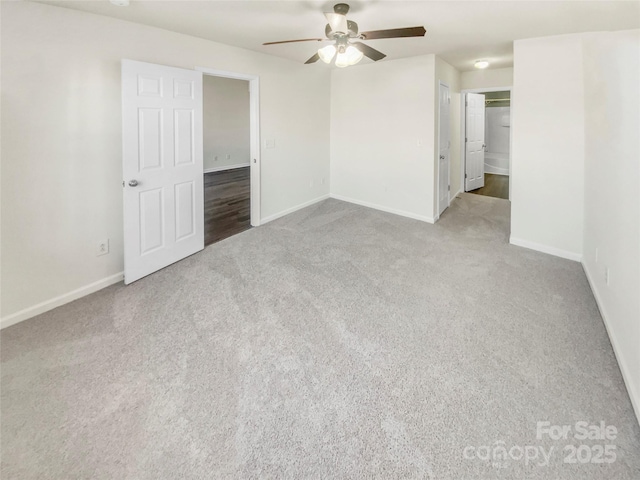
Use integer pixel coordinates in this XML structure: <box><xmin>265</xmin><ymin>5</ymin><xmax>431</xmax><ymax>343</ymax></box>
<box><xmin>333</xmin><ymin>3</ymin><xmax>350</xmax><ymax>15</ymax></box>
<box><xmin>325</xmin><ymin>20</ymin><xmax>359</xmax><ymax>39</ymax></box>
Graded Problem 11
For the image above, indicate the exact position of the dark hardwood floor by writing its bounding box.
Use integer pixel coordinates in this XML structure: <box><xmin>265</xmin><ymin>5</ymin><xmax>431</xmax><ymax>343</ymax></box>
<box><xmin>204</xmin><ymin>167</ymin><xmax>250</xmax><ymax>246</ymax></box>
<box><xmin>468</xmin><ymin>173</ymin><xmax>509</xmax><ymax>200</ymax></box>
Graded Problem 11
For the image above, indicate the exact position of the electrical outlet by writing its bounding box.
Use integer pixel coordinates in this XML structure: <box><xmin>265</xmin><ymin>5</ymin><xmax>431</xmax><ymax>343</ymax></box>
<box><xmin>214</xmin><ymin>155</ymin><xmax>218</xmax><ymax>161</ymax></box>
<box><xmin>321</xmin><ymin>177</ymin><xmax>325</xmax><ymax>185</ymax></box>
<box><xmin>226</xmin><ymin>154</ymin><xmax>231</xmax><ymax>160</ymax></box>
<box><xmin>97</xmin><ymin>239</ymin><xmax>109</xmax><ymax>256</ymax></box>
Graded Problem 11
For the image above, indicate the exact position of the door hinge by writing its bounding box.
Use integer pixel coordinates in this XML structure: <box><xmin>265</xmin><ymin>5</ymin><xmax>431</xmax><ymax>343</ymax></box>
<box><xmin>465</xmin><ymin>174</ymin><xmax>468</xmax><ymax>179</ymax></box>
<box><xmin>122</xmin><ymin>180</ymin><xmax>125</xmax><ymax>187</ymax></box>
<box><xmin>448</xmin><ymin>185</ymin><xmax>450</xmax><ymax>191</ymax></box>
<box><xmin>465</xmin><ymin>137</ymin><xmax>468</xmax><ymax>142</ymax></box>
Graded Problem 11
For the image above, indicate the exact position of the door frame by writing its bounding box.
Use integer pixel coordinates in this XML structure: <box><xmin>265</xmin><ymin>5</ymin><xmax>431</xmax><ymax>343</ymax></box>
<box><xmin>460</xmin><ymin>86</ymin><xmax>513</xmax><ymax>201</ymax></box>
<box><xmin>437</xmin><ymin>81</ymin><xmax>451</xmax><ymax>219</ymax></box>
<box><xmin>196</xmin><ymin>67</ymin><xmax>261</xmax><ymax>226</ymax></box>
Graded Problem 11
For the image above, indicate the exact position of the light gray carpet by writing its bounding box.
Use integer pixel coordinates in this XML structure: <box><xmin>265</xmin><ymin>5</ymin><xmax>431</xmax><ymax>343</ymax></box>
<box><xmin>2</xmin><ymin>194</ymin><xmax>639</xmax><ymax>479</ymax></box>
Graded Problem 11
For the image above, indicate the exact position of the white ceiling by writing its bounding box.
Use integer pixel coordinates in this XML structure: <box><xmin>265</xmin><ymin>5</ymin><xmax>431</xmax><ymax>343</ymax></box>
<box><xmin>35</xmin><ymin>0</ymin><xmax>640</xmax><ymax>71</ymax></box>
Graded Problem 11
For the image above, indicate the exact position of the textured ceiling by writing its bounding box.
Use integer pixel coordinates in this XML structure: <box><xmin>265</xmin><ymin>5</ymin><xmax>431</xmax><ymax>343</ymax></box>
<box><xmin>35</xmin><ymin>0</ymin><xmax>640</xmax><ymax>70</ymax></box>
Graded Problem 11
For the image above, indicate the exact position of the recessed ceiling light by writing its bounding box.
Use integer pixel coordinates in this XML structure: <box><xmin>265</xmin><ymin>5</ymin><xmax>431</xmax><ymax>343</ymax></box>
<box><xmin>110</xmin><ymin>0</ymin><xmax>130</xmax><ymax>6</ymax></box>
<box><xmin>474</xmin><ymin>60</ymin><xmax>490</xmax><ymax>69</ymax></box>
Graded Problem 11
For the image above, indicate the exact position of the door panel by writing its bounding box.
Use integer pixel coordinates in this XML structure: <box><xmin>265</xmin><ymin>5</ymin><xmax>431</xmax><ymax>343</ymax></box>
<box><xmin>138</xmin><ymin>75</ymin><xmax>162</xmax><ymax>97</ymax></box>
<box><xmin>122</xmin><ymin>60</ymin><xmax>204</xmax><ymax>284</ymax></box>
<box><xmin>465</xmin><ymin>93</ymin><xmax>485</xmax><ymax>191</ymax></box>
<box><xmin>139</xmin><ymin>108</ymin><xmax>163</xmax><ymax>170</ymax></box>
<box><xmin>173</xmin><ymin>79</ymin><xmax>194</xmax><ymax>99</ymax></box>
<box><xmin>140</xmin><ymin>188</ymin><xmax>165</xmax><ymax>254</ymax></box>
<box><xmin>174</xmin><ymin>109</ymin><xmax>194</xmax><ymax>166</ymax></box>
<box><xmin>175</xmin><ymin>181</ymin><xmax>196</xmax><ymax>241</ymax></box>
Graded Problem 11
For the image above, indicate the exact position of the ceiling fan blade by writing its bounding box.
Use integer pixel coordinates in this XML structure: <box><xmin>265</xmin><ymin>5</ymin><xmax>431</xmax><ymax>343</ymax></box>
<box><xmin>263</xmin><ymin>38</ymin><xmax>325</xmax><ymax>46</ymax></box>
<box><xmin>352</xmin><ymin>42</ymin><xmax>386</xmax><ymax>62</ymax></box>
<box><xmin>360</xmin><ymin>26</ymin><xmax>426</xmax><ymax>40</ymax></box>
<box><xmin>304</xmin><ymin>53</ymin><xmax>320</xmax><ymax>64</ymax></box>
<box><xmin>324</xmin><ymin>12</ymin><xmax>349</xmax><ymax>34</ymax></box>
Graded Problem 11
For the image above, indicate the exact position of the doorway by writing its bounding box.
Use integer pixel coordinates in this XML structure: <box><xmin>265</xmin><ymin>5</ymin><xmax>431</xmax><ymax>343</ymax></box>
<box><xmin>461</xmin><ymin>88</ymin><xmax>512</xmax><ymax>201</ymax></box>
<box><xmin>197</xmin><ymin>68</ymin><xmax>261</xmax><ymax>246</ymax></box>
<box><xmin>202</xmin><ymin>75</ymin><xmax>251</xmax><ymax>245</ymax></box>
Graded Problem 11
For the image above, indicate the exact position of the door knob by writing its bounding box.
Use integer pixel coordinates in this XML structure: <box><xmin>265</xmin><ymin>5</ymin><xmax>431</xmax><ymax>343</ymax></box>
<box><xmin>128</xmin><ymin>179</ymin><xmax>139</xmax><ymax>187</ymax></box>
<box><xmin>439</xmin><ymin>155</ymin><xmax>445</xmax><ymax>160</ymax></box>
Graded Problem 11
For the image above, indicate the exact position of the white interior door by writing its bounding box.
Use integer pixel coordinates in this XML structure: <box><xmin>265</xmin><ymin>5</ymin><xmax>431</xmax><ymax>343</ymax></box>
<box><xmin>122</xmin><ymin>60</ymin><xmax>204</xmax><ymax>284</ymax></box>
<box><xmin>438</xmin><ymin>83</ymin><xmax>451</xmax><ymax>216</ymax></box>
<box><xmin>465</xmin><ymin>93</ymin><xmax>485</xmax><ymax>191</ymax></box>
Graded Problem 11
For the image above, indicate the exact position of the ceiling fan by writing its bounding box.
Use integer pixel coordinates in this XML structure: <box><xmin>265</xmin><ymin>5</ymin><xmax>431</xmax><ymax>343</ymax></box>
<box><xmin>263</xmin><ymin>3</ymin><xmax>426</xmax><ymax>67</ymax></box>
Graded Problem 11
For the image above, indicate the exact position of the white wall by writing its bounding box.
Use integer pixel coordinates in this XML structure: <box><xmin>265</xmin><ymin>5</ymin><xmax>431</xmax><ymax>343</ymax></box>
<box><xmin>582</xmin><ymin>29</ymin><xmax>640</xmax><ymax>421</ymax></box>
<box><xmin>461</xmin><ymin>67</ymin><xmax>513</xmax><ymax>90</ymax></box>
<box><xmin>435</xmin><ymin>57</ymin><xmax>462</xmax><ymax>200</ymax></box>
<box><xmin>1</xmin><ymin>1</ymin><xmax>330</xmax><ymax>322</ymax></box>
<box><xmin>485</xmin><ymin>106</ymin><xmax>510</xmax><ymax>155</ymax></box>
<box><xmin>510</xmin><ymin>34</ymin><xmax>585</xmax><ymax>260</ymax></box>
<box><xmin>203</xmin><ymin>76</ymin><xmax>250</xmax><ymax>171</ymax></box>
<box><xmin>330</xmin><ymin>55</ymin><xmax>437</xmax><ymax>222</ymax></box>
<box><xmin>510</xmin><ymin>29</ymin><xmax>640</xmax><ymax>421</ymax></box>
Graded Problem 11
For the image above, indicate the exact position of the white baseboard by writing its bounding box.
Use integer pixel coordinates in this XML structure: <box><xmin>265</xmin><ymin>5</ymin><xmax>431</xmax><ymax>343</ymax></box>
<box><xmin>450</xmin><ymin>188</ymin><xmax>462</xmax><ymax>202</ymax></box>
<box><xmin>330</xmin><ymin>193</ymin><xmax>436</xmax><ymax>224</ymax></box>
<box><xmin>260</xmin><ymin>194</ymin><xmax>330</xmax><ymax>224</ymax></box>
<box><xmin>1</xmin><ymin>272</ymin><xmax>124</xmax><ymax>330</ymax></box>
<box><xmin>509</xmin><ymin>236</ymin><xmax>582</xmax><ymax>262</ymax></box>
<box><xmin>485</xmin><ymin>166</ymin><xmax>510</xmax><ymax>176</ymax></box>
<box><xmin>204</xmin><ymin>163</ymin><xmax>250</xmax><ymax>174</ymax></box>
<box><xmin>582</xmin><ymin>263</ymin><xmax>640</xmax><ymax>426</ymax></box>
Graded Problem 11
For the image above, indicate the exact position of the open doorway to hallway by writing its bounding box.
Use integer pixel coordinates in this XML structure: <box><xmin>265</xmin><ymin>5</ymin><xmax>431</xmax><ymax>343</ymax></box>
<box><xmin>463</xmin><ymin>89</ymin><xmax>511</xmax><ymax>200</ymax></box>
<box><xmin>203</xmin><ymin>75</ymin><xmax>251</xmax><ymax>246</ymax></box>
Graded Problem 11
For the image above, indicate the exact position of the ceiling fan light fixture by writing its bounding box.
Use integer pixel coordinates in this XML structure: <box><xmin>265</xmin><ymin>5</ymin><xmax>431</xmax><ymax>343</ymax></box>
<box><xmin>345</xmin><ymin>45</ymin><xmax>364</xmax><ymax>66</ymax></box>
<box><xmin>474</xmin><ymin>60</ymin><xmax>490</xmax><ymax>69</ymax></box>
<box><xmin>335</xmin><ymin>51</ymin><xmax>350</xmax><ymax>68</ymax></box>
<box><xmin>335</xmin><ymin>45</ymin><xmax>363</xmax><ymax>68</ymax></box>
<box><xmin>318</xmin><ymin>44</ymin><xmax>337</xmax><ymax>64</ymax></box>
